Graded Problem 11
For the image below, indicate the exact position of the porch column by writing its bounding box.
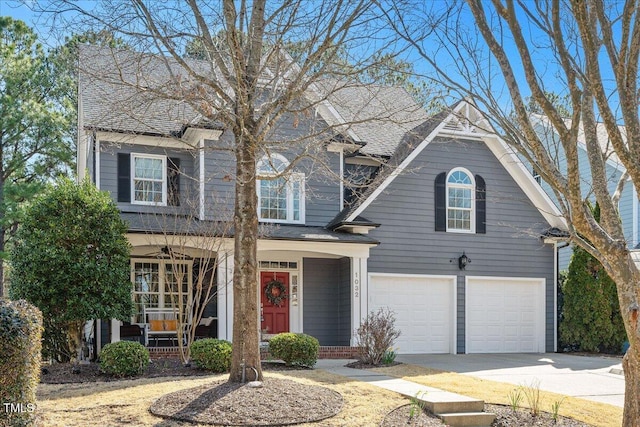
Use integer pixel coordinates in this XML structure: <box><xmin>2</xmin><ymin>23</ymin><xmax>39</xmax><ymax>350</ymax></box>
<box><xmin>350</xmin><ymin>256</ymin><xmax>368</xmax><ymax>346</ymax></box>
<box><xmin>110</xmin><ymin>319</ymin><xmax>121</xmax><ymax>343</ymax></box>
<box><xmin>217</xmin><ymin>251</ymin><xmax>234</xmax><ymax>341</ymax></box>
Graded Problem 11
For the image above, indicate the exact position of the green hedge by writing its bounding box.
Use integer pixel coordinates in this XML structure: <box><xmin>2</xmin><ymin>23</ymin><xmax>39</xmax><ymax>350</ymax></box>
<box><xmin>99</xmin><ymin>341</ymin><xmax>150</xmax><ymax>377</ymax></box>
<box><xmin>269</xmin><ymin>333</ymin><xmax>319</xmax><ymax>368</ymax></box>
<box><xmin>0</xmin><ymin>298</ymin><xmax>43</xmax><ymax>427</ymax></box>
<box><xmin>559</xmin><ymin>245</ymin><xmax>626</xmax><ymax>353</ymax></box>
<box><xmin>190</xmin><ymin>339</ymin><xmax>232</xmax><ymax>372</ymax></box>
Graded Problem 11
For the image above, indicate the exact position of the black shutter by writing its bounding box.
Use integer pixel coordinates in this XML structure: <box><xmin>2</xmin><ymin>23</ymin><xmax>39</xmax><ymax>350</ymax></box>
<box><xmin>117</xmin><ymin>153</ymin><xmax>131</xmax><ymax>203</ymax></box>
<box><xmin>434</xmin><ymin>172</ymin><xmax>447</xmax><ymax>231</ymax></box>
<box><xmin>167</xmin><ymin>157</ymin><xmax>180</xmax><ymax>206</ymax></box>
<box><xmin>475</xmin><ymin>174</ymin><xmax>486</xmax><ymax>234</ymax></box>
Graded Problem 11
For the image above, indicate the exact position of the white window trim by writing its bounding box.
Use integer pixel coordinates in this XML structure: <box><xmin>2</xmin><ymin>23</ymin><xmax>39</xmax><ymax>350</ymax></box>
<box><xmin>131</xmin><ymin>258</ymin><xmax>193</xmax><ymax>324</ymax></box>
<box><xmin>257</xmin><ymin>154</ymin><xmax>305</xmax><ymax>224</ymax></box>
<box><xmin>131</xmin><ymin>153</ymin><xmax>167</xmax><ymax>206</ymax></box>
<box><xmin>446</xmin><ymin>167</ymin><xmax>475</xmax><ymax>233</ymax></box>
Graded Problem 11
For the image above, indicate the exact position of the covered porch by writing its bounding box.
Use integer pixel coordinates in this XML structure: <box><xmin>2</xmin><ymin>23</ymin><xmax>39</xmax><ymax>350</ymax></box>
<box><xmin>95</xmin><ymin>223</ymin><xmax>377</xmax><ymax>356</ymax></box>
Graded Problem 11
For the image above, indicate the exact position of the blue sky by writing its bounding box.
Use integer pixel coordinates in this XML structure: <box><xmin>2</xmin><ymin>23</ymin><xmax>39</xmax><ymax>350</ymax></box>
<box><xmin>0</xmin><ymin>0</ymin><xmax>618</xmax><ymax>119</ymax></box>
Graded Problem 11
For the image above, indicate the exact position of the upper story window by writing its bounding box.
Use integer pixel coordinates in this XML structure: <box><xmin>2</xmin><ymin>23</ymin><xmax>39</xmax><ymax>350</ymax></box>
<box><xmin>447</xmin><ymin>168</ymin><xmax>474</xmax><ymax>232</ymax></box>
<box><xmin>132</xmin><ymin>154</ymin><xmax>167</xmax><ymax>205</ymax></box>
<box><xmin>117</xmin><ymin>152</ymin><xmax>181</xmax><ymax>206</ymax></box>
<box><xmin>257</xmin><ymin>154</ymin><xmax>305</xmax><ymax>224</ymax></box>
<box><xmin>435</xmin><ymin>168</ymin><xmax>486</xmax><ymax>234</ymax></box>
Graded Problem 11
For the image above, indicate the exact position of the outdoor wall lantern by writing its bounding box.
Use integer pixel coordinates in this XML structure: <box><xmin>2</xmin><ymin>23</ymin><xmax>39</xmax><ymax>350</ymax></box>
<box><xmin>453</xmin><ymin>252</ymin><xmax>471</xmax><ymax>270</ymax></box>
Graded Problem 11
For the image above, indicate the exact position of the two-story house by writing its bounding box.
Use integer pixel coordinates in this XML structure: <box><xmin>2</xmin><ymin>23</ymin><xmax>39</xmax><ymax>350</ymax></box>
<box><xmin>78</xmin><ymin>46</ymin><xmax>565</xmax><ymax>356</ymax></box>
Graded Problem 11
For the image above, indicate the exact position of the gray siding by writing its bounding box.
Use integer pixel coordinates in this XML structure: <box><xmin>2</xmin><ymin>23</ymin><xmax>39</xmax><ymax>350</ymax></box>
<box><xmin>363</xmin><ymin>138</ymin><xmax>556</xmax><ymax>352</ymax></box>
<box><xmin>202</xmin><ymin>137</ymin><xmax>236</xmax><ymax>221</ymax></box>
<box><xmin>97</xmin><ymin>110</ymin><xmax>342</xmax><ymax>226</ymax></box>
<box><xmin>99</xmin><ymin>142</ymin><xmax>197</xmax><ymax>215</ymax></box>
<box><xmin>201</xmin><ymin>129</ymin><xmax>342</xmax><ymax>226</ymax></box>
<box><xmin>303</xmin><ymin>258</ymin><xmax>350</xmax><ymax>345</ymax></box>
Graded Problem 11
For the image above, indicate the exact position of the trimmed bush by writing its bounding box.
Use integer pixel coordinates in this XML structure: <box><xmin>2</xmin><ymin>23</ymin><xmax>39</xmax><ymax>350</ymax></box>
<box><xmin>99</xmin><ymin>341</ymin><xmax>150</xmax><ymax>377</ymax></box>
<box><xmin>269</xmin><ymin>333</ymin><xmax>319</xmax><ymax>368</ymax></box>
<box><xmin>190</xmin><ymin>339</ymin><xmax>232</xmax><ymax>372</ymax></box>
<box><xmin>0</xmin><ymin>298</ymin><xmax>43</xmax><ymax>427</ymax></box>
<box><xmin>355</xmin><ymin>308</ymin><xmax>401</xmax><ymax>365</ymax></box>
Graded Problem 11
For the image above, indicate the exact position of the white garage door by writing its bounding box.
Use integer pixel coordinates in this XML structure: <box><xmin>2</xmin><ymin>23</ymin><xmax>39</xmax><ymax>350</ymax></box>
<box><xmin>369</xmin><ymin>274</ymin><xmax>455</xmax><ymax>354</ymax></box>
<box><xmin>466</xmin><ymin>277</ymin><xmax>545</xmax><ymax>353</ymax></box>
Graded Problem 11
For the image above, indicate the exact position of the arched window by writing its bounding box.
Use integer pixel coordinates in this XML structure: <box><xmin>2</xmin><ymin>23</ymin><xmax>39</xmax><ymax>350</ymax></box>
<box><xmin>446</xmin><ymin>168</ymin><xmax>475</xmax><ymax>232</ymax></box>
<box><xmin>435</xmin><ymin>168</ymin><xmax>486</xmax><ymax>233</ymax></box>
<box><xmin>257</xmin><ymin>154</ymin><xmax>305</xmax><ymax>224</ymax></box>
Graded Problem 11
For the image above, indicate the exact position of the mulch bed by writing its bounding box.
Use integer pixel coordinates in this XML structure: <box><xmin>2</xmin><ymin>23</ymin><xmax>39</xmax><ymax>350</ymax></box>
<box><xmin>39</xmin><ymin>360</ymin><xmax>302</xmax><ymax>384</ymax></box>
<box><xmin>344</xmin><ymin>360</ymin><xmax>402</xmax><ymax>369</ymax></box>
<box><xmin>380</xmin><ymin>404</ymin><xmax>593</xmax><ymax>427</ymax></box>
<box><xmin>150</xmin><ymin>377</ymin><xmax>343</xmax><ymax>426</ymax></box>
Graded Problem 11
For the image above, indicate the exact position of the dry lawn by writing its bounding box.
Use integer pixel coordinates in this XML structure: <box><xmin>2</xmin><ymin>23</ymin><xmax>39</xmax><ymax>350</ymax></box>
<box><xmin>372</xmin><ymin>364</ymin><xmax>623</xmax><ymax>427</ymax></box>
<box><xmin>36</xmin><ymin>363</ymin><xmax>625</xmax><ymax>426</ymax></box>
<box><xmin>36</xmin><ymin>370</ymin><xmax>407</xmax><ymax>426</ymax></box>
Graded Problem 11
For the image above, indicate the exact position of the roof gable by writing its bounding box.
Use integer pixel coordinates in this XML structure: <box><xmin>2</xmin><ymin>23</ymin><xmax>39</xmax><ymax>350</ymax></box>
<box><xmin>342</xmin><ymin>100</ymin><xmax>566</xmax><ymax>230</ymax></box>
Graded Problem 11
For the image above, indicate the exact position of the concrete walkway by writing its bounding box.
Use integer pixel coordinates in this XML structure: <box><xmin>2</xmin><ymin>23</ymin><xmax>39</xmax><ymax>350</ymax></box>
<box><xmin>317</xmin><ymin>359</ymin><xmax>464</xmax><ymax>400</ymax></box>
<box><xmin>397</xmin><ymin>353</ymin><xmax>625</xmax><ymax>408</ymax></box>
<box><xmin>316</xmin><ymin>359</ymin><xmax>496</xmax><ymax>426</ymax></box>
<box><xmin>317</xmin><ymin>353</ymin><xmax>626</xmax><ymax>411</ymax></box>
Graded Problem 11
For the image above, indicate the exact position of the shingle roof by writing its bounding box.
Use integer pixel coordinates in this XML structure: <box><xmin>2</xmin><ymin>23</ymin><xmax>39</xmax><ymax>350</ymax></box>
<box><xmin>318</xmin><ymin>79</ymin><xmax>430</xmax><ymax>156</ymax></box>
<box><xmin>80</xmin><ymin>46</ymin><xmax>428</xmax><ymax>154</ymax></box>
<box><xmin>328</xmin><ymin>106</ymin><xmax>452</xmax><ymax>228</ymax></box>
<box><xmin>79</xmin><ymin>45</ymin><xmax>223</xmax><ymax>135</ymax></box>
<box><xmin>121</xmin><ymin>212</ymin><xmax>378</xmax><ymax>244</ymax></box>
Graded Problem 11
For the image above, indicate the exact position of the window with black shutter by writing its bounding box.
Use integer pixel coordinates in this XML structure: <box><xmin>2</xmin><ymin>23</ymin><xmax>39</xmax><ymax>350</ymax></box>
<box><xmin>435</xmin><ymin>169</ymin><xmax>486</xmax><ymax>234</ymax></box>
<box><xmin>434</xmin><ymin>172</ymin><xmax>447</xmax><ymax>231</ymax></box>
<box><xmin>117</xmin><ymin>153</ymin><xmax>131</xmax><ymax>203</ymax></box>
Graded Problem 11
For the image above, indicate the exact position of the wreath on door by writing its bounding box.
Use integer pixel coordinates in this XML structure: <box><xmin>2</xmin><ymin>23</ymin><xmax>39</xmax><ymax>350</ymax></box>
<box><xmin>264</xmin><ymin>279</ymin><xmax>288</xmax><ymax>306</ymax></box>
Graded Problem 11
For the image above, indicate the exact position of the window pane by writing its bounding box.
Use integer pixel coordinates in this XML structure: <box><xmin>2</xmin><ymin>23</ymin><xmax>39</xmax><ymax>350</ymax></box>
<box><xmin>257</xmin><ymin>155</ymin><xmax>304</xmax><ymax>223</ymax></box>
<box><xmin>292</xmin><ymin>180</ymin><xmax>300</xmax><ymax>221</ymax></box>
<box><xmin>134</xmin><ymin>263</ymin><xmax>159</xmax><ymax>292</ymax></box>
<box><xmin>448</xmin><ymin>208</ymin><xmax>471</xmax><ymax>230</ymax></box>
<box><xmin>260</xmin><ymin>178</ymin><xmax>287</xmax><ymax>220</ymax></box>
<box><xmin>133</xmin><ymin>262</ymin><xmax>160</xmax><ymax>323</ymax></box>
<box><xmin>134</xmin><ymin>180</ymin><xmax>163</xmax><ymax>203</ymax></box>
<box><xmin>133</xmin><ymin>156</ymin><xmax>164</xmax><ymax>203</ymax></box>
<box><xmin>135</xmin><ymin>157</ymin><xmax>163</xmax><ymax>179</ymax></box>
<box><xmin>448</xmin><ymin>170</ymin><xmax>471</xmax><ymax>185</ymax></box>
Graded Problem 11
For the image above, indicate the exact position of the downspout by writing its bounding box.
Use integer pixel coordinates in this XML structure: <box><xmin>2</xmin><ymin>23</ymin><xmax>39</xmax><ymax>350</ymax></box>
<box><xmin>76</xmin><ymin>76</ymin><xmax>86</xmax><ymax>182</ymax></box>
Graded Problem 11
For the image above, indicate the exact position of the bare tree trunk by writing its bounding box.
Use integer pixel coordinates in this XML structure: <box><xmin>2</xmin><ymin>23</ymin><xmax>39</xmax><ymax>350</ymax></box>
<box><xmin>67</xmin><ymin>320</ymin><xmax>84</xmax><ymax>364</ymax></box>
<box><xmin>229</xmin><ymin>134</ymin><xmax>262</xmax><ymax>382</ymax></box>
<box><xmin>607</xmin><ymin>254</ymin><xmax>640</xmax><ymax>426</ymax></box>
<box><xmin>623</xmin><ymin>345</ymin><xmax>640</xmax><ymax>425</ymax></box>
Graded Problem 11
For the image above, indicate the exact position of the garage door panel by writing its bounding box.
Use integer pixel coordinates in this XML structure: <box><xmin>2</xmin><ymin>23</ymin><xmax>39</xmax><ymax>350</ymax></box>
<box><xmin>466</xmin><ymin>278</ymin><xmax>545</xmax><ymax>353</ymax></box>
<box><xmin>370</xmin><ymin>275</ymin><xmax>454</xmax><ymax>354</ymax></box>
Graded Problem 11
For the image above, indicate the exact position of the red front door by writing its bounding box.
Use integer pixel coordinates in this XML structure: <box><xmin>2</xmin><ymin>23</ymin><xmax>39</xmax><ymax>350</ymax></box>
<box><xmin>260</xmin><ymin>271</ymin><xmax>289</xmax><ymax>334</ymax></box>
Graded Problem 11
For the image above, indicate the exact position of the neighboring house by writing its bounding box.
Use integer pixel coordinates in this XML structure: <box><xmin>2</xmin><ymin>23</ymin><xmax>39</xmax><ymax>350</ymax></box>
<box><xmin>530</xmin><ymin>115</ymin><xmax>638</xmax><ymax>270</ymax></box>
<box><xmin>78</xmin><ymin>46</ymin><xmax>565</xmax><ymax>355</ymax></box>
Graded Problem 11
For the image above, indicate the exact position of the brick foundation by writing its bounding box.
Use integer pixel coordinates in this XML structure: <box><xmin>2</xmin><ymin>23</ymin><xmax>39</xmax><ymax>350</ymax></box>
<box><xmin>261</xmin><ymin>345</ymin><xmax>359</xmax><ymax>360</ymax></box>
<box><xmin>150</xmin><ymin>345</ymin><xmax>360</xmax><ymax>360</ymax></box>
<box><xmin>148</xmin><ymin>347</ymin><xmax>181</xmax><ymax>359</ymax></box>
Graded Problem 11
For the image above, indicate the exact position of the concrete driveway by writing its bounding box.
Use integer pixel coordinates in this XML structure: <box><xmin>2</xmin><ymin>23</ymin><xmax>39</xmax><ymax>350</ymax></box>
<box><xmin>397</xmin><ymin>353</ymin><xmax>625</xmax><ymax>407</ymax></box>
